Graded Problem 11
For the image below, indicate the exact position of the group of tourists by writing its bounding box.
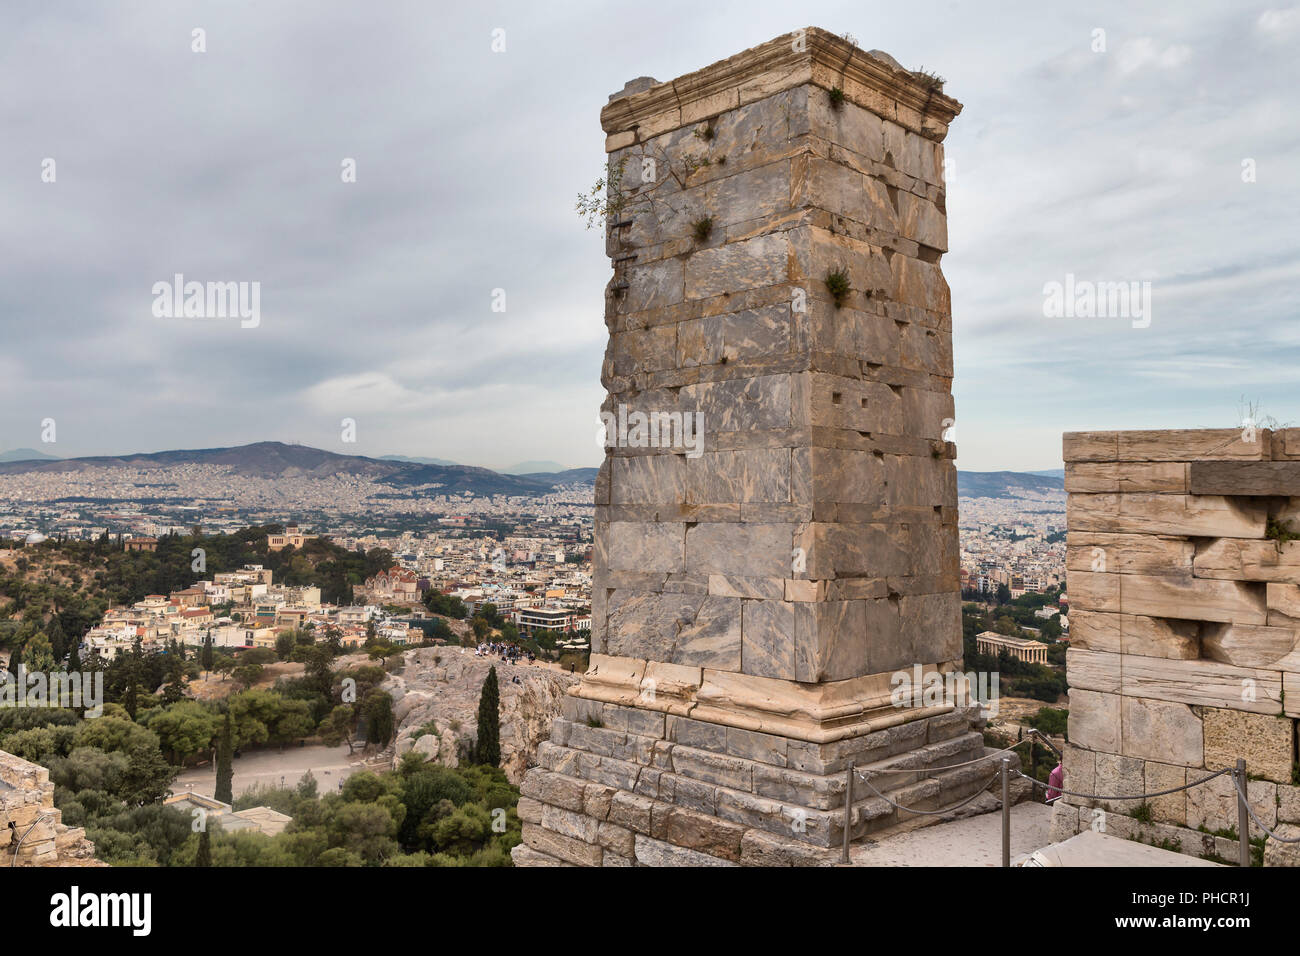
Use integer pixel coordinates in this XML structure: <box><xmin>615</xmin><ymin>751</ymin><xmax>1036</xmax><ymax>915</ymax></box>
<box><xmin>474</xmin><ymin>641</ymin><xmax>535</xmax><ymax>665</ymax></box>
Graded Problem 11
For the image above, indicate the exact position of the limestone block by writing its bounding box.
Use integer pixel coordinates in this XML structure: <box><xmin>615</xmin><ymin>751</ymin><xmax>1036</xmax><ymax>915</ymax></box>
<box><xmin>801</xmin><ymin>522</ymin><xmax>910</xmax><ymax>579</ymax></box>
<box><xmin>685</xmin><ymin>233</ymin><xmax>790</xmax><ymax>300</ymax></box>
<box><xmin>1095</xmin><ymin>752</ymin><xmax>1144</xmax><ymax>804</ymax></box>
<box><xmin>633</xmin><ymin>833</ymin><xmax>737</xmax><ymax>866</ymax></box>
<box><xmin>1144</xmin><ymin>761</ymin><xmax>1188</xmax><ymax>825</ymax></box>
<box><xmin>1065</xmin><ymin>462</ymin><xmax>1188</xmax><ymax>494</ymax></box>
<box><xmin>1199</xmin><ymin>708</ymin><xmax>1294</xmax><ymax>783</ymax></box>
<box><xmin>541</xmin><ymin>804</ymin><xmax>600</xmax><ymax>843</ymax></box>
<box><xmin>1186</xmin><ymin>773</ymin><xmax>1275</xmax><ymax>839</ymax></box>
<box><xmin>1068</xmin><ymin>610</ymin><xmax>1120</xmax><ymax>653</ymax></box>
<box><xmin>522</xmin><ymin>823</ymin><xmax>603</xmax><ymax>867</ymax></box>
<box><xmin>622</xmin><ymin>258</ymin><xmax>685</xmax><ymax>313</ymax></box>
<box><xmin>604</xmin><ymin>590</ymin><xmax>741</xmax><ymax>669</ymax></box>
<box><xmin>1266</xmin><ymin>582</ymin><xmax>1300</xmax><ymax>626</ymax></box>
<box><xmin>1118</xmin><ymin>574</ymin><xmax>1267</xmax><ymax>625</ymax></box>
<box><xmin>708</xmin><ymin>574</ymin><xmax>785</xmax><ymax>600</ymax></box>
<box><xmin>1068</xmin><ymin>493</ymin><xmax>1266</xmax><ymax>539</ymax></box>
<box><xmin>1194</xmin><ymin>538</ymin><xmax>1300</xmax><ymax>582</ymax></box>
<box><xmin>1119</xmin><ymin>614</ymin><xmax>1200</xmax><ymax>660</ymax></box>
<box><xmin>1120</xmin><ymin>656</ymin><xmax>1282</xmax><ymax>714</ymax></box>
<box><xmin>610</xmin><ymin>455</ymin><xmax>687</xmax><ymax>506</ymax></box>
<box><xmin>1064</xmin><ymin>569</ymin><xmax>1120</xmax><ymax>612</ymax></box>
<box><xmin>1115</xmin><ymin>429</ymin><xmax>1270</xmax><ymax>462</ymax></box>
<box><xmin>686</xmin><ymin>448</ymin><xmax>791</xmax><ymax>504</ymax></box>
<box><xmin>740</xmin><ymin>598</ymin><xmax>801</xmax><ymax>679</ymax></box>
<box><xmin>1200</xmin><ymin>622</ymin><xmax>1297</xmax><ymax>668</ymax></box>
<box><xmin>606</xmin><ymin>521</ymin><xmax>685</xmax><ymax>573</ymax></box>
<box><xmin>686</xmin><ymin>521</ymin><xmax>794</xmax><ymax>577</ymax></box>
<box><xmin>1065</xmin><ymin>532</ymin><xmax>1193</xmax><ymax>576</ymax></box>
<box><xmin>1063</xmin><ymin>432</ymin><xmax>1118</xmax><ymax>463</ymax></box>
<box><xmin>1264</xmin><ymin>824</ymin><xmax>1300</xmax><ymax>867</ymax></box>
<box><xmin>1048</xmin><ymin>803</ymin><xmax>1082</xmax><ymax>842</ymax></box>
<box><xmin>677</xmin><ymin>305</ymin><xmax>793</xmax><ymax>370</ymax></box>
<box><xmin>1279</xmin><ymin>785</ymin><xmax>1300</xmax><ymax>824</ymax></box>
<box><xmin>1189</xmin><ymin>460</ymin><xmax>1300</xmax><ymax>496</ymax></box>
<box><xmin>680</xmin><ymin>373</ymin><xmax>793</xmax><ymax>433</ymax></box>
<box><xmin>1067</xmin><ymin>689</ymin><xmax>1120</xmax><ymax>752</ymax></box>
<box><xmin>1121</xmin><ymin>697</ymin><xmax>1203</xmax><ymax>766</ymax></box>
<box><xmin>1066</xmin><ymin>649</ymin><xmax>1121</xmax><ymax>693</ymax></box>
<box><xmin>809</xmin><ymin>92</ymin><xmax>886</xmax><ymax>165</ymax></box>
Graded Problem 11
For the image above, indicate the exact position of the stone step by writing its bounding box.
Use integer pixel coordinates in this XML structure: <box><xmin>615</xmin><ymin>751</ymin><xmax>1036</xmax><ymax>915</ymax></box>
<box><xmin>851</xmin><ymin>730</ymin><xmax>987</xmax><ymax>794</ymax></box>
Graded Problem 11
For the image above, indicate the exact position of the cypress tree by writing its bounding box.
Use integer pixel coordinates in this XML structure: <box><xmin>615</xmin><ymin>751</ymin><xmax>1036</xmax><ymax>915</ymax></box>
<box><xmin>201</xmin><ymin>633</ymin><xmax>214</xmax><ymax>675</ymax></box>
<box><xmin>195</xmin><ymin>829</ymin><xmax>212</xmax><ymax>867</ymax></box>
<box><xmin>473</xmin><ymin>665</ymin><xmax>500</xmax><ymax>767</ymax></box>
<box><xmin>215</xmin><ymin>710</ymin><xmax>234</xmax><ymax>805</ymax></box>
<box><xmin>7</xmin><ymin>643</ymin><xmax>21</xmax><ymax>677</ymax></box>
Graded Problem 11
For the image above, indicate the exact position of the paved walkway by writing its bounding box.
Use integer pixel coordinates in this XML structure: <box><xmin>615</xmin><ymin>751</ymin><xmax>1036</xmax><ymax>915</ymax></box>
<box><xmin>173</xmin><ymin>743</ymin><xmax>365</xmax><ymax>799</ymax></box>
<box><xmin>850</xmin><ymin>802</ymin><xmax>1055</xmax><ymax>866</ymax></box>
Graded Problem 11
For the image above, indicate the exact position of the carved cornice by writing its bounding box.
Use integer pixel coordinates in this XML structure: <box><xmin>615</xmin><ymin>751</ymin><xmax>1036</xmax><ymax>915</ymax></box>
<box><xmin>601</xmin><ymin>26</ymin><xmax>962</xmax><ymax>144</ymax></box>
<box><xmin>572</xmin><ymin>653</ymin><xmax>969</xmax><ymax>744</ymax></box>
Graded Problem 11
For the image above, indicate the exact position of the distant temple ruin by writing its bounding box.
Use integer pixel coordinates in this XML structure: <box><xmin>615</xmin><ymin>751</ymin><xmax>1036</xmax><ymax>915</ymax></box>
<box><xmin>515</xmin><ymin>28</ymin><xmax>986</xmax><ymax>866</ymax></box>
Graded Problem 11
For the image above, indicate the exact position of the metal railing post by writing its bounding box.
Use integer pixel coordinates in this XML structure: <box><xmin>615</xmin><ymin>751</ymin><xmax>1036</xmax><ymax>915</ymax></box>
<box><xmin>842</xmin><ymin>761</ymin><xmax>854</xmax><ymax>864</ymax></box>
<box><xmin>1029</xmin><ymin>737</ymin><xmax>1036</xmax><ymax>803</ymax></box>
<box><xmin>1236</xmin><ymin>758</ymin><xmax>1250</xmax><ymax>867</ymax></box>
<box><xmin>1001</xmin><ymin>755</ymin><xmax>1011</xmax><ymax>868</ymax></box>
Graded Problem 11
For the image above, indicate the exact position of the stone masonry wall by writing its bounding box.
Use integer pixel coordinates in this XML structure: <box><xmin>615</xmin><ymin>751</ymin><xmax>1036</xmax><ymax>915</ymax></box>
<box><xmin>1054</xmin><ymin>428</ymin><xmax>1300</xmax><ymax>865</ymax></box>
<box><xmin>0</xmin><ymin>749</ymin><xmax>99</xmax><ymax>866</ymax></box>
<box><xmin>592</xmin><ymin>29</ymin><xmax>962</xmax><ymax>685</ymax></box>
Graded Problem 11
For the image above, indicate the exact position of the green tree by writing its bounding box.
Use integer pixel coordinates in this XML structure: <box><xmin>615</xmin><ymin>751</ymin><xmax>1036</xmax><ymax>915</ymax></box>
<box><xmin>362</xmin><ymin>691</ymin><xmax>394</xmax><ymax>749</ymax></box>
<box><xmin>215</xmin><ymin>710</ymin><xmax>234</xmax><ymax>805</ymax></box>
<box><xmin>473</xmin><ymin>666</ymin><xmax>500</xmax><ymax>767</ymax></box>
<box><xmin>200</xmin><ymin>634</ymin><xmax>214</xmax><ymax>675</ymax></box>
<box><xmin>195</xmin><ymin>828</ymin><xmax>212</xmax><ymax>867</ymax></box>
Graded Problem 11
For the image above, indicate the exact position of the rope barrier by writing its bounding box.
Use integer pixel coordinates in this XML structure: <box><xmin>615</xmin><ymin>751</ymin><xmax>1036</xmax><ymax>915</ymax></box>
<box><xmin>1229</xmin><ymin>775</ymin><xmax>1300</xmax><ymax>844</ymax></box>
<box><xmin>1013</xmin><ymin>767</ymin><xmax>1232</xmax><ymax>801</ymax></box>
<box><xmin>855</xmin><ymin>741</ymin><xmax>1027</xmax><ymax>779</ymax></box>
<box><xmin>854</xmin><ymin>769</ymin><xmax>1002</xmax><ymax>817</ymax></box>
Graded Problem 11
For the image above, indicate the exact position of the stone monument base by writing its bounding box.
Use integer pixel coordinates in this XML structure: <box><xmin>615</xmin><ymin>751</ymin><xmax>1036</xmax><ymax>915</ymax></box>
<box><xmin>512</xmin><ymin>668</ymin><xmax>990</xmax><ymax>866</ymax></box>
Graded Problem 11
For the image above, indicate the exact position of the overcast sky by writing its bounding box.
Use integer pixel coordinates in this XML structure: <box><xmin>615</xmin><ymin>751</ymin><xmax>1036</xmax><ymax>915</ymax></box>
<box><xmin>2</xmin><ymin>1</ymin><xmax>1297</xmax><ymax>472</ymax></box>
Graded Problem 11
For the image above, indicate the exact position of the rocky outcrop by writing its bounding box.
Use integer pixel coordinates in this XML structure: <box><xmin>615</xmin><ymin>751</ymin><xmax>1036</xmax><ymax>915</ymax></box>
<box><xmin>383</xmin><ymin>647</ymin><xmax>580</xmax><ymax>783</ymax></box>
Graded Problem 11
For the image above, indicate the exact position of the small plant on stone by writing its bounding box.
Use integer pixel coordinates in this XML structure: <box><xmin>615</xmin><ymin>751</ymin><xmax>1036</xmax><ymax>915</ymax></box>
<box><xmin>1131</xmin><ymin>802</ymin><xmax>1153</xmax><ymax>824</ymax></box>
<box><xmin>586</xmin><ymin>715</ymin><xmax>604</xmax><ymax>728</ymax></box>
<box><xmin>691</xmin><ymin>215</ymin><xmax>714</xmax><ymax>243</ymax></box>
<box><xmin>828</xmin><ymin>86</ymin><xmax>846</xmax><ymax>110</ymax></box>
<box><xmin>824</xmin><ymin>267</ymin><xmax>851</xmax><ymax>308</ymax></box>
<box><xmin>694</xmin><ymin>122</ymin><xmax>716</xmax><ymax>142</ymax></box>
<box><xmin>1266</xmin><ymin>516</ymin><xmax>1300</xmax><ymax>546</ymax></box>
<box><xmin>911</xmin><ymin>68</ymin><xmax>946</xmax><ymax>93</ymax></box>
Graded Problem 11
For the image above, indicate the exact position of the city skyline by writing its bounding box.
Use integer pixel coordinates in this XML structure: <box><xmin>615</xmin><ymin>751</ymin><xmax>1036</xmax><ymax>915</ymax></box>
<box><xmin>2</xmin><ymin>1</ymin><xmax>1297</xmax><ymax>472</ymax></box>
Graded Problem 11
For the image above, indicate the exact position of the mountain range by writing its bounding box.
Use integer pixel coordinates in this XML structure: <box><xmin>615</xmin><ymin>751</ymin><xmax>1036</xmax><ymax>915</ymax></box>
<box><xmin>0</xmin><ymin>442</ymin><xmax>598</xmax><ymax>498</ymax></box>
<box><xmin>0</xmin><ymin>444</ymin><xmax>1064</xmax><ymax>500</ymax></box>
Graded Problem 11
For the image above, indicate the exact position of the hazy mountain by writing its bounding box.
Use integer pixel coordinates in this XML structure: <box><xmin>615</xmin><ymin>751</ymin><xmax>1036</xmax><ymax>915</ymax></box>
<box><xmin>1026</xmin><ymin>468</ymin><xmax>1065</xmax><ymax>479</ymax></box>
<box><xmin>0</xmin><ymin>441</ymin><xmax>594</xmax><ymax>497</ymax></box>
<box><xmin>0</xmin><ymin>447</ymin><xmax>60</xmax><ymax>462</ymax></box>
<box><xmin>957</xmin><ymin>470</ymin><xmax>1065</xmax><ymax>498</ymax></box>
<box><xmin>504</xmin><ymin>460</ymin><xmax>568</xmax><ymax>474</ymax></box>
<box><xmin>380</xmin><ymin>454</ymin><xmax>460</xmax><ymax>466</ymax></box>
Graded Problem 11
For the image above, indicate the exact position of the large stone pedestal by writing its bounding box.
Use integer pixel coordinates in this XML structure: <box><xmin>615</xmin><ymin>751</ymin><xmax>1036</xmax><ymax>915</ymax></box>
<box><xmin>516</xmin><ymin>29</ymin><xmax>977</xmax><ymax>866</ymax></box>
